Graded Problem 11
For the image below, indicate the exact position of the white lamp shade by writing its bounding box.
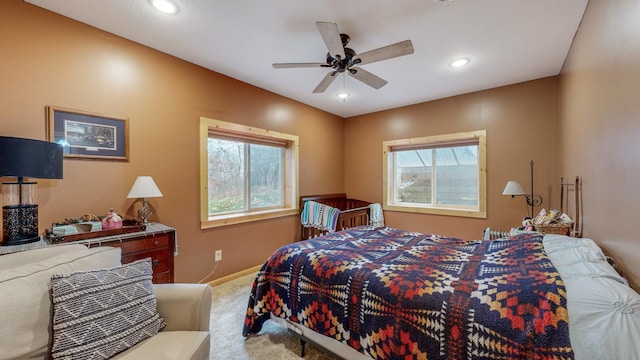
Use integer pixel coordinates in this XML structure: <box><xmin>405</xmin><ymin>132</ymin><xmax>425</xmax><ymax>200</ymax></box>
<box><xmin>502</xmin><ymin>181</ymin><xmax>526</xmax><ymax>196</ymax></box>
<box><xmin>127</xmin><ymin>176</ymin><xmax>163</xmax><ymax>198</ymax></box>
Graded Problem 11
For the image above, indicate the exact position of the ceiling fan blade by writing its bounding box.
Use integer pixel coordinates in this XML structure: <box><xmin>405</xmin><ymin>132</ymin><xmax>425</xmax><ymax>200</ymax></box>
<box><xmin>313</xmin><ymin>71</ymin><xmax>339</xmax><ymax>93</ymax></box>
<box><xmin>353</xmin><ymin>40</ymin><xmax>414</xmax><ymax>66</ymax></box>
<box><xmin>273</xmin><ymin>62</ymin><xmax>327</xmax><ymax>69</ymax></box>
<box><xmin>348</xmin><ymin>67</ymin><xmax>388</xmax><ymax>89</ymax></box>
<box><xmin>316</xmin><ymin>22</ymin><xmax>345</xmax><ymax>60</ymax></box>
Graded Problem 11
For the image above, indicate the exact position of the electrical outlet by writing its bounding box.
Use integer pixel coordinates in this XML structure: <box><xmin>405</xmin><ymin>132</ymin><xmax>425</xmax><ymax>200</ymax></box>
<box><xmin>214</xmin><ymin>250</ymin><xmax>222</xmax><ymax>262</ymax></box>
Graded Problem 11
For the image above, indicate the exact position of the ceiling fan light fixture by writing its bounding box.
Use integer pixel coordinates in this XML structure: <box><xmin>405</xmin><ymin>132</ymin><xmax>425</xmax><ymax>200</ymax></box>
<box><xmin>337</xmin><ymin>91</ymin><xmax>350</xmax><ymax>100</ymax></box>
<box><xmin>450</xmin><ymin>58</ymin><xmax>470</xmax><ymax>68</ymax></box>
<box><xmin>149</xmin><ymin>0</ymin><xmax>179</xmax><ymax>14</ymax></box>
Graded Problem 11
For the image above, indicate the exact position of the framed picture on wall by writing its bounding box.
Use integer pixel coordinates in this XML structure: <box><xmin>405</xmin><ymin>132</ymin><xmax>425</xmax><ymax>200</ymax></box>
<box><xmin>46</xmin><ymin>106</ymin><xmax>129</xmax><ymax>161</ymax></box>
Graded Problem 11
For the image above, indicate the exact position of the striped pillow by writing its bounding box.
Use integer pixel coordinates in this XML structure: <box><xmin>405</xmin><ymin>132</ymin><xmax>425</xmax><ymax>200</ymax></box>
<box><xmin>50</xmin><ymin>258</ymin><xmax>166</xmax><ymax>359</ymax></box>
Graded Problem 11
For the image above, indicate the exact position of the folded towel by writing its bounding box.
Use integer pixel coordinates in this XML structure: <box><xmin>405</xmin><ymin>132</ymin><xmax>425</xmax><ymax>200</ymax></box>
<box><xmin>301</xmin><ymin>201</ymin><xmax>341</xmax><ymax>233</ymax></box>
<box><xmin>369</xmin><ymin>203</ymin><xmax>384</xmax><ymax>227</ymax></box>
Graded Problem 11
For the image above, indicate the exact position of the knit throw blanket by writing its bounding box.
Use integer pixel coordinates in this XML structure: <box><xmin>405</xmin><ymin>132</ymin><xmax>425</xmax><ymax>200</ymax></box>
<box><xmin>243</xmin><ymin>227</ymin><xmax>573</xmax><ymax>360</ymax></box>
<box><xmin>369</xmin><ymin>203</ymin><xmax>384</xmax><ymax>227</ymax></box>
<box><xmin>300</xmin><ymin>200</ymin><xmax>341</xmax><ymax>233</ymax></box>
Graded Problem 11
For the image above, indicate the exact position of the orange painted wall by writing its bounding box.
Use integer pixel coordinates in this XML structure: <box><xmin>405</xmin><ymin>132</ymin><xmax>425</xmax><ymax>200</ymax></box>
<box><xmin>0</xmin><ymin>1</ymin><xmax>344</xmax><ymax>282</ymax></box>
<box><xmin>4</xmin><ymin>0</ymin><xmax>638</xmax><ymax>290</ymax></box>
<box><xmin>559</xmin><ymin>0</ymin><xmax>640</xmax><ymax>289</ymax></box>
<box><xmin>345</xmin><ymin>77</ymin><xmax>561</xmax><ymax>239</ymax></box>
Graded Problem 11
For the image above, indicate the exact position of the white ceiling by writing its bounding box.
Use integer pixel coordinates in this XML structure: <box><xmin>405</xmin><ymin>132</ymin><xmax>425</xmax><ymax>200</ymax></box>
<box><xmin>25</xmin><ymin>0</ymin><xmax>588</xmax><ymax>118</ymax></box>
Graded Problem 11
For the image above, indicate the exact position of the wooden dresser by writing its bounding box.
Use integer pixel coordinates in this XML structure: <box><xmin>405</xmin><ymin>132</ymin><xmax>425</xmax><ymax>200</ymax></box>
<box><xmin>74</xmin><ymin>223</ymin><xmax>176</xmax><ymax>283</ymax></box>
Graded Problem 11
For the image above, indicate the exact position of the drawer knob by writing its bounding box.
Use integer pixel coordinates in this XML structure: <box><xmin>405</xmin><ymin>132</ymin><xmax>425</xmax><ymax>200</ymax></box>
<box><xmin>154</xmin><ymin>240</ymin><xmax>159</xmax><ymax>246</ymax></box>
<box><xmin>152</xmin><ymin>259</ymin><xmax>159</xmax><ymax>267</ymax></box>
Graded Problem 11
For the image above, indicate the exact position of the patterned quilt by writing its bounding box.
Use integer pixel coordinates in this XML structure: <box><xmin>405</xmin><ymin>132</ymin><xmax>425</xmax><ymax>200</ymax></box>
<box><xmin>242</xmin><ymin>226</ymin><xmax>574</xmax><ymax>359</ymax></box>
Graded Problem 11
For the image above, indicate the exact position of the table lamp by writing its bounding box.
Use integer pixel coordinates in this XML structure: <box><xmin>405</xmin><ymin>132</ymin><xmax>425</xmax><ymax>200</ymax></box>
<box><xmin>127</xmin><ymin>176</ymin><xmax>163</xmax><ymax>224</ymax></box>
<box><xmin>0</xmin><ymin>136</ymin><xmax>63</xmax><ymax>246</ymax></box>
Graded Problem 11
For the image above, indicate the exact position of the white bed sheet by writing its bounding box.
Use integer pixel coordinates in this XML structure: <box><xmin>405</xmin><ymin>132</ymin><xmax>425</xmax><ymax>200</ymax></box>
<box><xmin>268</xmin><ymin>235</ymin><xmax>640</xmax><ymax>359</ymax></box>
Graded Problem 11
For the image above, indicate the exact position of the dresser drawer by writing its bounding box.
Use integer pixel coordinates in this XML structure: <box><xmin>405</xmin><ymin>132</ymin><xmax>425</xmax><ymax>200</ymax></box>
<box><xmin>112</xmin><ymin>234</ymin><xmax>170</xmax><ymax>254</ymax></box>
<box><xmin>151</xmin><ymin>272</ymin><xmax>172</xmax><ymax>284</ymax></box>
<box><xmin>79</xmin><ymin>225</ymin><xmax>175</xmax><ymax>284</ymax></box>
<box><xmin>121</xmin><ymin>249</ymin><xmax>170</xmax><ymax>274</ymax></box>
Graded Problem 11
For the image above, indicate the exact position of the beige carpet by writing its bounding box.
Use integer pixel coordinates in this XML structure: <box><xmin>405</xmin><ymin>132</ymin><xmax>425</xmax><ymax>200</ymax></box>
<box><xmin>210</xmin><ymin>272</ymin><xmax>335</xmax><ymax>360</ymax></box>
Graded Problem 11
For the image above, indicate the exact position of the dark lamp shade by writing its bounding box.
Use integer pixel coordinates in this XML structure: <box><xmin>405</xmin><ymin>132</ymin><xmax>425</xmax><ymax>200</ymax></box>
<box><xmin>0</xmin><ymin>136</ymin><xmax>63</xmax><ymax>179</ymax></box>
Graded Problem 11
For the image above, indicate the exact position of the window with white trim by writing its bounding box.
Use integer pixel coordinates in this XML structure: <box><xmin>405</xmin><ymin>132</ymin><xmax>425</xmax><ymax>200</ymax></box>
<box><xmin>199</xmin><ymin>118</ymin><xmax>299</xmax><ymax>228</ymax></box>
<box><xmin>383</xmin><ymin>130</ymin><xmax>486</xmax><ymax>218</ymax></box>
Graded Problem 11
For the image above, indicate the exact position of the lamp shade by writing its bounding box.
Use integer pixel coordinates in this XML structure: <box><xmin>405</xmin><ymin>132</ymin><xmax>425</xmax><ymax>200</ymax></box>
<box><xmin>127</xmin><ymin>176</ymin><xmax>163</xmax><ymax>198</ymax></box>
<box><xmin>502</xmin><ymin>181</ymin><xmax>526</xmax><ymax>196</ymax></box>
<box><xmin>0</xmin><ymin>136</ymin><xmax>63</xmax><ymax>179</ymax></box>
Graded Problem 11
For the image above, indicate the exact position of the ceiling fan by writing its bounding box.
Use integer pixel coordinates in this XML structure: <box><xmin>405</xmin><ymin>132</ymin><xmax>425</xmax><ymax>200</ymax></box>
<box><xmin>273</xmin><ymin>22</ymin><xmax>414</xmax><ymax>93</ymax></box>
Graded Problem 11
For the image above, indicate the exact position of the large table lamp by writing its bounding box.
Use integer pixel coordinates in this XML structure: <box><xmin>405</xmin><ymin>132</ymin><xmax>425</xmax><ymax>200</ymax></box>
<box><xmin>0</xmin><ymin>136</ymin><xmax>63</xmax><ymax>246</ymax></box>
<box><xmin>127</xmin><ymin>176</ymin><xmax>163</xmax><ymax>224</ymax></box>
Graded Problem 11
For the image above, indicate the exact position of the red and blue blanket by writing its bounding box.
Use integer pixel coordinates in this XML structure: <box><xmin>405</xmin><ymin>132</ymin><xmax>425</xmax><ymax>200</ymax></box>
<box><xmin>243</xmin><ymin>226</ymin><xmax>573</xmax><ymax>359</ymax></box>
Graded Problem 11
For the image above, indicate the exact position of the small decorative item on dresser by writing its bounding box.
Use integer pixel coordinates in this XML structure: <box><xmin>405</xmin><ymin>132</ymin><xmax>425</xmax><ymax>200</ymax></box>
<box><xmin>101</xmin><ymin>209</ymin><xmax>123</xmax><ymax>230</ymax></box>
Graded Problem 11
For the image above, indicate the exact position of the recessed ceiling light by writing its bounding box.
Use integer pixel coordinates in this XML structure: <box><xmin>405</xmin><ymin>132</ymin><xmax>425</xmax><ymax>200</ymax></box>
<box><xmin>150</xmin><ymin>0</ymin><xmax>179</xmax><ymax>14</ymax></box>
<box><xmin>450</xmin><ymin>58</ymin><xmax>470</xmax><ymax>68</ymax></box>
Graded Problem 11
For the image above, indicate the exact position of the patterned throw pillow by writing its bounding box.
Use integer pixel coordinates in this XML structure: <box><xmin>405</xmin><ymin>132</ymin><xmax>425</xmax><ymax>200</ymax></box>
<box><xmin>50</xmin><ymin>258</ymin><xmax>166</xmax><ymax>359</ymax></box>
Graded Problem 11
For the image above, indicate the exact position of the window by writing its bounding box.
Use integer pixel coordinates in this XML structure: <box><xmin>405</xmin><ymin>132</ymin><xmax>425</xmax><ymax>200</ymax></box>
<box><xmin>383</xmin><ymin>130</ymin><xmax>486</xmax><ymax>218</ymax></box>
<box><xmin>200</xmin><ymin>118</ymin><xmax>299</xmax><ymax>228</ymax></box>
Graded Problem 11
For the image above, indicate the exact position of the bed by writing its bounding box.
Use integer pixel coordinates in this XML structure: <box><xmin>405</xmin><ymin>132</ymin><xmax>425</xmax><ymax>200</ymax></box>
<box><xmin>243</xmin><ymin>226</ymin><xmax>640</xmax><ymax>359</ymax></box>
<box><xmin>299</xmin><ymin>194</ymin><xmax>372</xmax><ymax>240</ymax></box>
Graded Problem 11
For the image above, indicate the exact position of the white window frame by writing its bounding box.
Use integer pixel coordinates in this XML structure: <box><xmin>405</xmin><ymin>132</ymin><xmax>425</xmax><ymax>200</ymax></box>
<box><xmin>382</xmin><ymin>130</ymin><xmax>487</xmax><ymax>218</ymax></box>
<box><xmin>199</xmin><ymin>117</ymin><xmax>299</xmax><ymax>229</ymax></box>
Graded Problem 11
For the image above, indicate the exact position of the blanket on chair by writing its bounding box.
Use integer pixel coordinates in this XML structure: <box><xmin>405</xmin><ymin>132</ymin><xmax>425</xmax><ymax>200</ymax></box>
<box><xmin>368</xmin><ymin>203</ymin><xmax>384</xmax><ymax>227</ymax></box>
<box><xmin>300</xmin><ymin>200</ymin><xmax>341</xmax><ymax>233</ymax></box>
<box><xmin>243</xmin><ymin>227</ymin><xmax>573</xmax><ymax>360</ymax></box>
